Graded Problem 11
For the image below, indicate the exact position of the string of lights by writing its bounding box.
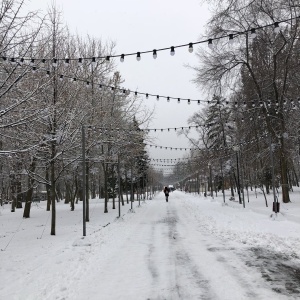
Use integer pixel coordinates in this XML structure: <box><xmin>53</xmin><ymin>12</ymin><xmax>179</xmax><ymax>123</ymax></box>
<box><xmin>1</xmin><ymin>16</ymin><xmax>293</xmax><ymax>63</ymax></box>
<box><xmin>5</xmin><ymin>60</ymin><xmax>300</xmax><ymax>107</ymax></box>
<box><xmin>6</xmin><ymin>61</ymin><xmax>209</xmax><ymax>104</ymax></box>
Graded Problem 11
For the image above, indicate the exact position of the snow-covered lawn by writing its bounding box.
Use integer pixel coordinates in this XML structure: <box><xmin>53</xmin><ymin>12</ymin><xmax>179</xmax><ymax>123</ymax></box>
<box><xmin>1</xmin><ymin>189</ymin><xmax>300</xmax><ymax>299</ymax></box>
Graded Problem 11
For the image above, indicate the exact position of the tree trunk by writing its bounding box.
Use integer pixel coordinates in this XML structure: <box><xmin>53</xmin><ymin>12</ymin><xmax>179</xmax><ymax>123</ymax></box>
<box><xmin>46</xmin><ymin>168</ymin><xmax>51</xmax><ymax>211</ymax></box>
<box><xmin>104</xmin><ymin>164</ymin><xmax>108</xmax><ymax>213</ymax></box>
<box><xmin>85</xmin><ymin>160</ymin><xmax>89</xmax><ymax>222</ymax></box>
<box><xmin>280</xmin><ymin>141</ymin><xmax>290</xmax><ymax>203</ymax></box>
<box><xmin>23</xmin><ymin>158</ymin><xmax>36</xmax><ymax>218</ymax></box>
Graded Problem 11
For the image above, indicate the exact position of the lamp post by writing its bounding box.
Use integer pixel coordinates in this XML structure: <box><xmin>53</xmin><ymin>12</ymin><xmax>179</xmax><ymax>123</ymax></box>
<box><xmin>82</xmin><ymin>125</ymin><xmax>86</xmax><ymax>236</ymax></box>
<box><xmin>269</xmin><ymin>136</ymin><xmax>279</xmax><ymax>213</ymax></box>
<box><xmin>233</xmin><ymin>145</ymin><xmax>242</xmax><ymax>205</ymax></box>
<box><xmin>208</xmin><ymin>162</ymin><xmax>213</xmax><ymax>199</ymax></box>
<box><xmin>220</xmin><ymin>157</ymin><xmax>226</xmax><ymax>203</ymax></box>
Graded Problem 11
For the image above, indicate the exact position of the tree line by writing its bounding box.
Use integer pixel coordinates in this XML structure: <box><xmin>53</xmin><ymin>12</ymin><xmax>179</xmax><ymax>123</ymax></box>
<box><xmin>0</xmin><ymin>1</ymin><xmax>162</xmax><ymax>235</ymax></box>
<box><xmin>167</xmin><ymin>0</ymin><xmax>300</xmax><ymax>206</ymax></box>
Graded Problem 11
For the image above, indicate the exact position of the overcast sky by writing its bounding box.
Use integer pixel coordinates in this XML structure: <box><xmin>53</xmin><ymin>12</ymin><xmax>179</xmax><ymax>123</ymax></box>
<box><xmin>26</xmin><ymin>0</ymin><xmax>211</xmax><ymax>174</ymax></box>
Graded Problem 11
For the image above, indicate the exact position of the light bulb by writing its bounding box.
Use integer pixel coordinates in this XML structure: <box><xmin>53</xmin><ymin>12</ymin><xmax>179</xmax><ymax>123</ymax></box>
<box><xmin>153</xmin><ymin>49</ymin><xmax>157</xmax><ymax>59</ymax></box>
<box><xmin>64</xmin><ymin>58</ymin><xmax>69</xmax><ymax>66</ymax></box>
<box><xmin>92</xmin><ymin>57</ymin><xmax>96</xmax><ymax>66</ymax></box>
<box><xmin>228</xmin><ymin>34</ymin><xmax>234</xmax><ymax>45</ymax></box>
<box><xmin>59</xmin><ymin>74</ymin><xmax>63</xmax><ymax>81</ymax></box>
<box><xmin>170</xmin><ymin>46</ymin><xmax>175</xmax><ymax>56</ymax></box>
<box><xmin>188</xmin><ymin>43</ymin><xmax>193</xmax><ymax>53</ymax></box>
<box><xmin>136</xmin><ymin>52</ymin><xmax>141</xmax><ymax>61</ymax></box>
<box><xmin>250</xmin><ymin>28</ymin><xmax>257</xmax><ymax>39</ymax></box>
<box><xmin>52</xmin><ymin>58</ymin><xmax>57</xmax><ymax>67</ymax></box>
<box><xmin>274</xmin><ymin>22</ymin><xmax>280</xmax><ymax>34</ymax></box>
<box><xmin>120</xmin><ymin>54</ymin><xmax>124</xmax><ymax>62</ymax></box>
<box><xmin>208</xmin><ymin>39</ymin><xmax>213</xmax><ymax>49</ymax></box>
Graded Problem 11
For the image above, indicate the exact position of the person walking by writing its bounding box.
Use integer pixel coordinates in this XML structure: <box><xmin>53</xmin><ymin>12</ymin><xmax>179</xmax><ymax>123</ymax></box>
<box><xmin>163</xmin><ymin>186</ymin><xmax>170</xmax><ymax>202</ymax></box>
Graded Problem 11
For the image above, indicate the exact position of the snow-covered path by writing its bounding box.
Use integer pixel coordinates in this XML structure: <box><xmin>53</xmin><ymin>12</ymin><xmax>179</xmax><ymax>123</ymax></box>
<box><xmin>2</xmin><ymin>191</ymin><xmax>300</xmax><ymax>299</ymax></box>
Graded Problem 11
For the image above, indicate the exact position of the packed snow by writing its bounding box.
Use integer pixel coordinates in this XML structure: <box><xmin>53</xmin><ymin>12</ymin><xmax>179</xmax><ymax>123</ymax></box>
<box><xmin>1</xmin><ymin>188</ymin><xmax>300</xmax><ymax>299</ymax></box>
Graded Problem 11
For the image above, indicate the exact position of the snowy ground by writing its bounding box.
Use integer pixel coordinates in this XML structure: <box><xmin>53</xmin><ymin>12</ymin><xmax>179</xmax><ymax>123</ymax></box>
<box><xmin>1</xmin><ymin>189</ymin><xmax>300</xmax><ymax>300</ymax></box>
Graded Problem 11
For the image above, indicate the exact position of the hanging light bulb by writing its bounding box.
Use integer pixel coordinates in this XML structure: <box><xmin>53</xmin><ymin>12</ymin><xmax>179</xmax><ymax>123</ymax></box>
<box><xmin>274</xmin><ymin>22</ymin><xmax>280</xmax><ymax>34</ymax></box>
<box><xmin>78</xmin><ymin>58</ymin><xmax>83</xmax><ymax>66</ymax></box>
<box><xmin>170</xmin><ymin>46</ymin><xmax>175</xmax><ymax>56</ymax></box>
<box><xmin>86</xmin><ymin>81</ymin><xmax>90</xmax><ymax>88</ymax></box>
<box><xmin>136</xmin><ymin>52</ymin><xmax>141</xmax><ymax>61</ymax></box>
<box><xmin>197</xmin><ymin>100</ymin><xmax>200</xmax><ymax>105</ymax></box>
<box><xmin>250</xmin><ymin>28</ymin><xmax>257</xmax><ymax>39</ymax></box>
<box><xmin>156</xmin><ymin>95</ymin><xmax>159</xmax><ymax>101</ymax></box>
<box><xmin>208</xmin><ymin>39</ymin><xmax>213</xmax><ymax>49</ymax></box>
<box><xmin>32</xmin><ymin>66</ymin><xmax>36</xmax><ymax>73</ymax></box>
<box><xmin>188</xmin><ymin>43</ymin><xmax>193</xmax><ymax>53</ymax></box>
<box><xmin>73</xmin><ymin>77</ymin><xmax>77</xmax><ymax>83</ymax></box>
<box><xmin>120</xmin><ymin>54</ymin><xmax>125</xmax><ymax>62</ymax></box>
<box><xmin>52</xmin><ymin>58</ymin><xmax>57</xmax><ymax>67</ymax></box>
<box><xmin>188</xmin><ymin>99</ymin><xmax>191</xmax><ymax>105</ymax></box>
<box><xmin>46</xmin><ymin>70</ymin><xmax>50</xmax><ymax>77</ymax></box>
<box><xmin>92</xmin><ymin>57</ymin><xmax>96</xmax><ymax>66</ymax></box>
<box><xmin>178</xmin><ymin>98</ymin><xmax>180</xmax><ymax>104</ymax></box>
<box><xmin>30</xmin><ymin>58</ymin><xmax>35</xmax><ymax>66</ymax></box>
<box><xmin>167</xmin><ymin>97</ymin><xmax>170</xmax><ymax>102</ymax></box>
<box><xmin>10</xmin><ymin>58</ymin><xmax>16</xmax><ymax>64</ymax></box>
<box><xmin>228</xmin><ymin>34</ymin><xmax>234</xmax><ymax>45</ymax></box>
<box><xmin>146</xmin><ymin>93</ymin><xmax>149</xmax><ymax>99</ymax></box>
<box><xmin>106</xmin><ymin>56</ymin><xmax>110</xmax><ymax>61</ymax></box>
<box><xmin>41</xmin><ymin>58</ymin><xmax>46</xmax><ymax>66</ymax></box>
<box><xmin>99</xmin><ymin>84</ymin><xmax>102</xmax><ymax>89</ymax></box>
<box><xmin>153</xmin><ymin>49</ymin><xmax>157</xmax><ymax>59</ymax></box>
<box><xmin>134</xmin><ymin>91</ymin><xmax>137</xmax><ymax>96</ymax></box>
<box><xmin>19</xmin><ymin>58</ymin><xmax>24</xmax><ymax>65</ymax></box>
<box><xmin>59</xmin><ymin>74</ymin><xmax>63</xmax><ymax>81</ymax></box>
<box><xmin>64</xmin><ymin>58</ymin><xmax>69</xmax><ymax>66</ymax></box>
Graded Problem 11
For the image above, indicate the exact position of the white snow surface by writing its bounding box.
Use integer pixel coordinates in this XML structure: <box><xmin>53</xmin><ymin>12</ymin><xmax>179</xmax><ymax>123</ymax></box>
<box><xmin>1</xmin><ymin>189</ymin><xmax>300</xmax><ymax>299</ymax></box>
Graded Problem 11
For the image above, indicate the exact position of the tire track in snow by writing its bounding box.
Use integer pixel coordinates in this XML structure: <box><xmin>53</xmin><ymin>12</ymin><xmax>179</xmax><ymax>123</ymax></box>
<box><xmin>147</xmin><ymin>203</ymin><xmax>215</xmax><ymax>299</ymax></box>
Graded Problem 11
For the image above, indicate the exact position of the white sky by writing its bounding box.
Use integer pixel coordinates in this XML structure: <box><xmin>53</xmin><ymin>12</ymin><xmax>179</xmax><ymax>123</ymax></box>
<box><xmin>26</xmin><ymin>0</ymin><xmax>211</xmax><ymax>173</ymax></box>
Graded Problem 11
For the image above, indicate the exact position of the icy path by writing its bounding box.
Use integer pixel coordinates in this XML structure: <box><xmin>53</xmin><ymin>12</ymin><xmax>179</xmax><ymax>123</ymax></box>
<box><xmin>48</xmin><ymin>193</ymin><xmax>288</xmax><ymax>300</ymax></box>
<box><xmin>2</xmin><ymin>191</ymin><xmax>300</xmax><ymax>299</ymax></box>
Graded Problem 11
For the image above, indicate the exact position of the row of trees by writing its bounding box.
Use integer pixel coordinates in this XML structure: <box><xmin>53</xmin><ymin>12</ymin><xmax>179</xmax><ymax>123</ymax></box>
<box><xmin>166</xmin><ymin>0</ymin><xmax>300</xmax><ymax>205</ymax></box>
<box><xmin>0</xmin><ymin>1</ymin><xmax>161</xmax><ymax>235</ymax></box>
